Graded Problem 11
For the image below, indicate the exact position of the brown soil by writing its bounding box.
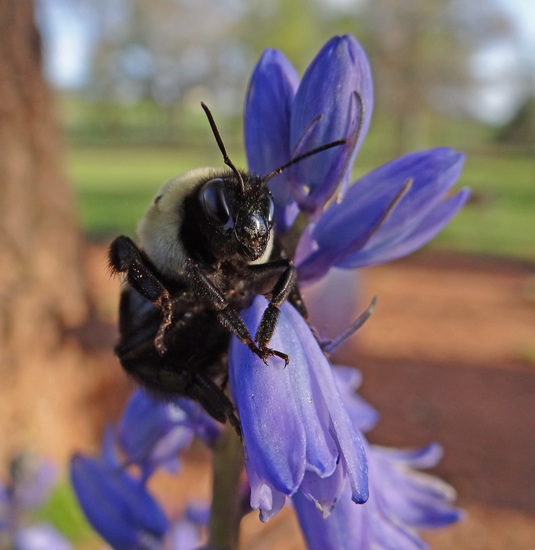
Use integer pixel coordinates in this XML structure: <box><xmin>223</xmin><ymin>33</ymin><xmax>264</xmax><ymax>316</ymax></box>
<box><xmin>4</xmin><ymin>244</ymin><xmax>534</xmax><ymax>548</ymax></box>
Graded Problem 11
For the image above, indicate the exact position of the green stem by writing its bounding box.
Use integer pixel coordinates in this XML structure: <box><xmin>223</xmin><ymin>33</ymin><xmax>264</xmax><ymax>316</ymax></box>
<box><xmin>208</xmin><ymin>426</ymin><xmax>245</xmax><ymax>549</ymax></box>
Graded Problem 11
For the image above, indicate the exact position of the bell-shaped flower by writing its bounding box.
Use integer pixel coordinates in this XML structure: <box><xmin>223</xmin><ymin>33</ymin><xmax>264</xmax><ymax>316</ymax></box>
<box><xmin>244</xmin><ymin>34</ymin><xmax>373</xmax><ymax>225</ymax></box>
<box><xmin>118</xmin><ymin>390</ymin><xmax>222</xmax><ymax>480</ymax></box>
<box><xmin>292</xmin><ymin>363</ymin><xmax>461</xmax><ymax>548</ymax></box>
<box><xmin>119</xmin><ymin>390</ymin><xmax>193</xmax><ymax>479</ymax></box>
<box><xmin>70</xmin><ymin>429</ymin><xmax>168</xmax><ymax>550</ymax></box>
<box><xmin>296</xmin><ymin>148</ymin><xmax>469</xmax><ymax>284</ymax></box>
<box><xmin>293</xmin><ymin>443</ymin><xmax>461</xmax><ymax>550</ymax></box>
<box><xmin>229</xmin><ymin>296</ymin><xmax>368</xmax><ymax>522</ymax></box>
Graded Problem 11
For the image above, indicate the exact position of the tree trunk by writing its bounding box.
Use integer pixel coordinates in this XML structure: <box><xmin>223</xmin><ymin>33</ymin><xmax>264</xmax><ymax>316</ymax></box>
<box><xmin>0</xmin><ymin>1</ymin><xmax>90</xmax><ymax>458</ymax></box>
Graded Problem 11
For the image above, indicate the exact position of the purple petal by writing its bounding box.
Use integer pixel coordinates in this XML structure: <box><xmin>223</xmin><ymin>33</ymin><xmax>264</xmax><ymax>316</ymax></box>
<box><xmin>119</xmin><ymin>390</ymin><xmax>194</xmax><ymax>478</ymax></box>
<box><xmin>373</xmin><ymin>443</ymin><xmax>443</xmax><ymax>469</ymax></box>
<box><xmin>296</xmin><ymin>176</ymin><xmax>409</xmax><ymax>283</ymax></box>
<box><xmin>284</xmin><ymin>303</ymin><xmax>368</xmax><ymax>504</ymax></box>
<box><xmin>301</xmin><ymin>268</ymin><xmax>360</xmax><ymax>339</ymax></box>
<box><xmin>230</xmin><ymin>297</ymin><xmax>368</xmax><ymax>518</ymax></box>
<box><xmin>294</xmin><ymin>440</ymin><xmax>462</xmax><ymax>550</ymax></box>
<box><xmin>296</xmin><ymin>149</ymin><xmax>468</xmax><ymax>280</ymax></box>
<box><xmin>70</xmin><ymin>455</ymin><xmax>168</xmax><ymax>550</ymax></box>
<box><xmin>338</xmin><ymin>188</ymin><xmax>470</xmax><ymax>269</ymax></box>
<box><xmin>373</xmin><ymin>445</ymin><xmax>461</xmax><ymax>529</ymax></box>
<box><xmin>173</xmin><ymin>398</ymin><xmax>222</xmax><ymax>446</ymax></box>
<box><xmin>245</xmin><ymin>465</ymin><xmax>287</xmax><ymax>523</ymax></box>
<box><xmin>290</xmin><ymin>35</ymin><xmax>373</xmax><ymax>216</ymax></box>
<box><xmin>229</xmin><ymin>300</ymin><xmax>307</xmax><ymax>495</ymax></box>
<box><xmin>166</xmin><ymin>505</ymin><xmax>209</xmax><ymax>550</ymax></box>
<box><xmin>166</xmin><ymin>520</ymin><xmax>199</xmax><ymax>550</ymax></box>
<box><xmin>332</xmin><ymin>366</ymin><xmax>379</xmax><ymax>433</ymax></box>
<box><xmin>244</xmin><ymin>49</ymin><xmax>299</xmax><ymax>232</ymax></box>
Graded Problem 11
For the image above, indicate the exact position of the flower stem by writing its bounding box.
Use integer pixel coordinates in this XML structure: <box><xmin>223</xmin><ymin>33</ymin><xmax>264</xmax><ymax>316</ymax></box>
<box><xmin>208</xmin><ymin>425</ymin><xmax>245</xmax><ymax>549</ymax></box>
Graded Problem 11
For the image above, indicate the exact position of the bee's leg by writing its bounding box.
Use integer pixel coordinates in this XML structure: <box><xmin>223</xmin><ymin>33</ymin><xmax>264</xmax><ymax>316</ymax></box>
<box><xmin>248</xmin><ymin>261</ymin><xmax>324</xmax><ymax>350</ymax></box>
<box><xmin>247</xmin><ymin>261</ymin><xmax>297</xmax><ymax>365</ymax></box>
<box><xmin>184</xmin><ymin>259</ymin><xmax>288</xmax><ymax>364</ymax></box>
<box><xmin>109</xmin><ymin>236</ymin><xmax>175</xmax><ymax>355</ymax></box>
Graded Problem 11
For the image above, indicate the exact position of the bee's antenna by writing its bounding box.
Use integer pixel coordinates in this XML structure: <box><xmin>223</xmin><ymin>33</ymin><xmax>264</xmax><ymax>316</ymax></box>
<box><xmin>201</xmin><ymin>102</ymin><xmax>246</xmax><ymax>194</ymax></box>
<box><xmin>261</xmin><ymin>140</ymin><xmax>346</xmax><ymax>186</ymax></box>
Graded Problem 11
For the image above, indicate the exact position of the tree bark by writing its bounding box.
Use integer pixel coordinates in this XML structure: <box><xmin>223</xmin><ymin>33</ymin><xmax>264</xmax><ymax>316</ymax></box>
<box><xmin>0</xmin><ymin>1</ymin><xmax>90</xmax><ymax>458</ymax></box>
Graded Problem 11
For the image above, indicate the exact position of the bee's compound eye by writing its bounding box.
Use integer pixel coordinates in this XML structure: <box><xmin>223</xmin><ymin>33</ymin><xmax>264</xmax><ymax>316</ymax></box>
<box><xmin>200</xmin><ymin>178</ymin><xmax>231</xmax><ymax>226</ymax></box>
<box><xmin>266</xmin><ymin>195</ymin><xmax>275</xmax><ymax>226</ymax></box>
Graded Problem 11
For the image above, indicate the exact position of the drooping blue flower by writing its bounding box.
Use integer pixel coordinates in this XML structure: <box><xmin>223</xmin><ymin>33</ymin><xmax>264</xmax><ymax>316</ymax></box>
<box><xmin>118</xmin><ymin>389</ymin><xmax>223</xmax><ymax>480</ymax></box>
<box><xmin>293</xmin><ymin>443</ymin><xmax>462</xmax><ymax>550</ymax></box>
<box><xmin>115</xmin><ymin>387</ymin><xmax>223</xmax><ymax>484</ymax></box>
<box><xmin>292</xmin><ymin>362</ymin><xmax>461</xmax><ymax>549</ymax></box>
<box><xmin>70</xmin><ymin>428</ymin><xmax>169</xmax><ymax>550</ymax></box>
<box><xmin>229</xmin><ymin>296</ymin><xmax>368</xmax><ymax>522</ymax></box>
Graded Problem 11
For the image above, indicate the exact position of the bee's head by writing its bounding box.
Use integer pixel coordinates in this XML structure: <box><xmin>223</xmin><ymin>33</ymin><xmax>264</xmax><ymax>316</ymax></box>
<box><xmin>199</xmin><ymin>173</ymin><xmax>274</xmax><ymax>262</ymax></box>
<box><xmin>193</xmin><ymin>101</ymin><xmax>343</xmax><ymax>265</ymax></box>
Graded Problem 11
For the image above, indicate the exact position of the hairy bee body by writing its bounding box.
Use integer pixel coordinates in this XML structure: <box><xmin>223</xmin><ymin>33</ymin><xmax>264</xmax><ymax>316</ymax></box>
<box><xmin>109</xmin><ymin>104</ymin><xmax>341</xmax><ymax>430</ymax></box>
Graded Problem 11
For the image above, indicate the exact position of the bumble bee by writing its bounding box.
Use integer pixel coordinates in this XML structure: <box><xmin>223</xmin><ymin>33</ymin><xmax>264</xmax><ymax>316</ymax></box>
<box><xmin>109</xmin><ymin>103</ymin><xmax>343</xmax><ymax>431</ymax></box>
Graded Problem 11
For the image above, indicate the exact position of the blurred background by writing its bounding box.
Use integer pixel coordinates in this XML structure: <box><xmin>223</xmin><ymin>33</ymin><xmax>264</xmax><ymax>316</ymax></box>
<box><xmin>0</xmin><ymin>0</ymin><xmax>534</xmax><ymax>548</ymax></box>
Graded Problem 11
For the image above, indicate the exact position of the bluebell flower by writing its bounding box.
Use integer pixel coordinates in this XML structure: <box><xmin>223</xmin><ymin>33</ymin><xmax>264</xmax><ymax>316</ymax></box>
<box><xmin>229</xmin><ymin>296</ymin><xmax>368</xmax><ymax>521</ymax></box>
<box><xmin>245</xmin><ymin>35</ymin><xmax>373</xmax><ymax>226</ymax></box>
<box><xmin>293</xmin><ymin>443</ymin><xmax>462</xmax><ymax>550</ymax></box>
<box><xmin>118</xmin><ymin>389</ymin><xmax>219</xmax><ymax>479</ymax></box>
<box><xmin>72</xmin><ymin>396</ymin><xmax>218</xmax><ymax>549</ymax></box>
<box><xmin>244</xmin><ymin>35</ymin><xmax>469</xmax><ymax>285</ymax></box>
<box><xmin>291</xmin><ymin>362</ymin><xmax>461</xmax><ymax>548</ymax></box>
<box><xmin>71</xmin><ymin>441</ymin><xmax>211</xmax><ymax>550</ymax></box>
<box><xmin>295</xmin><ymin>148</ymin><xmax>469</xmax><ymax>284</ymax></box>
<box><xmin>70</xmin><ymin>428</ymin><xmax>169</xmax><ymax>550</ymax></box>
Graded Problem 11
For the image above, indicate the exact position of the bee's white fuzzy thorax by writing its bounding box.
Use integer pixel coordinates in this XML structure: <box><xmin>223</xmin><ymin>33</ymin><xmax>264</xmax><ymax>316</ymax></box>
<box><xmin>137</xmin><ymin>167</ymin><xmax>217</xmax><ymax>277</ymax></box>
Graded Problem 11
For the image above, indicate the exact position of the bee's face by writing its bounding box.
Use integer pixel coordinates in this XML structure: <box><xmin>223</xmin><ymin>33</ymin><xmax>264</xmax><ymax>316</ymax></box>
<box><xmin>199</xmin><ymin>176</ymin><xmax>275</xmax><ymax>261</ymax></box>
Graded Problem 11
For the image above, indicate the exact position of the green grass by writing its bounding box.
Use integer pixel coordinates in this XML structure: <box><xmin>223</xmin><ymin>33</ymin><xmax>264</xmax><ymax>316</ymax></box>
<box><xmin>67</xmin><ymin>144</ymin><xmax>245</xmax><ymax>238</ymax></box>
<box><xmin>67</xmin><ymin>139</ymin><xmax>535</xmax><ymax>260</ymax></box>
